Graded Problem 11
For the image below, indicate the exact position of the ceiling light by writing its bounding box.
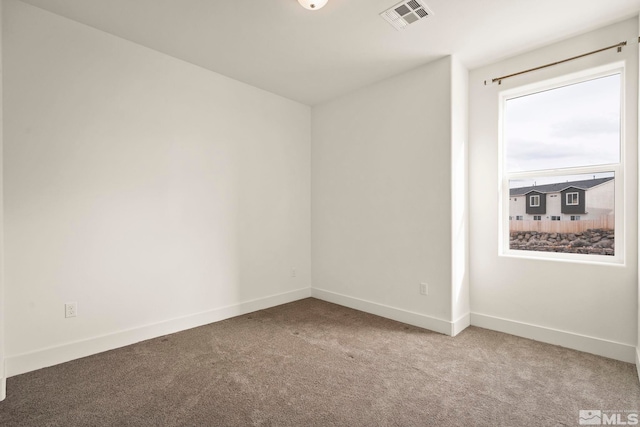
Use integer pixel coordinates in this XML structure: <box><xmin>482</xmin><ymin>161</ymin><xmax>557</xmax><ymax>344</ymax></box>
<box><xmin>298</xmin><ymin>0</ymin><xmax>328</xmax><ymax>10</ymax></box>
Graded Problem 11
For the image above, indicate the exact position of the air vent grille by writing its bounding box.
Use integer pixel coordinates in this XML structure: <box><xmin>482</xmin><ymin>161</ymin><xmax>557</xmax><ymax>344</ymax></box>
<box><xmin>407</xmin><ymin>0</ymin><xmax>421</xmax><ymax>10</ymax></box>
<box><xmin>395</xmin><ymin>4</ymin><xmax>410</xmax><ymax>16</ymax></box>
<box><xmin>380</xmin><ymin>0</ymin><xmax>433</xmax><ymax>31</ymax></box>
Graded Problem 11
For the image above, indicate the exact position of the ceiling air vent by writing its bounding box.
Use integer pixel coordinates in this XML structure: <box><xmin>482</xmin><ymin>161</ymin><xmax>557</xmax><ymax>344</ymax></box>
<box><xmin>380</xmin><ymin>0</ymin><xmax>433</xmax><ymax>31</ymax></box>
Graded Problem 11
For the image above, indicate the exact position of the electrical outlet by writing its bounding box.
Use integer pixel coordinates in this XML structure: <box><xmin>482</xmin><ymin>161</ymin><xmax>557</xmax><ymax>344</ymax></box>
<box><xmin>291</xmin><ymin>268</ymin><xmax>297</xmax><ymax>277</ymax></box>
<box><xmin>420</xmin><ymin>283</ymin><xmax>428</xmax><ymax>295</ymax></box>
<box><xmin>65</xmin><ymin>302</ymin><xmax>77</xmax><ymax>318</ymax></box>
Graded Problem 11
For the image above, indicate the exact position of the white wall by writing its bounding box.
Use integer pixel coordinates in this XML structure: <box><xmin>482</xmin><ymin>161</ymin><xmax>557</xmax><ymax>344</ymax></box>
<box><xmin>450</xmin><ymin>56</ymin><xmax>470</xmax><ymax>333</ymax></box>
<box><xmin>0</xmin><ymin>0</ymin><xmax>5</xmax><ymax>401</ymax></box>
<box><xmin>637</xmin><ymin>13</ymin><xmax>640</xmax><ymax>381</ymax></box>
<box><xmin>3</xmin><ymin>0</ymin><xmax>311</xmax><ymax>375</ymax></box>
<box><xmin>311</xmin><ymin>56</ymin><xmax>469</xmax><ymax>335</ymax></box>
<box><xmin>469</xmin><ymin>18</ymin><xmax>638</xmax><ymax>362</ymax></box>
<box><xmin>585</xmin><ymin>181</ymin><xmax>615</xmax><ymax>220</ymax></box>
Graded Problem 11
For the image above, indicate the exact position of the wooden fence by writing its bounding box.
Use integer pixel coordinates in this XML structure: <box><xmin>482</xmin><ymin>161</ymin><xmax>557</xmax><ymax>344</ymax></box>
<box><xmin>509</xmin><ymin>216</ymin><xmax>614</xmax><ymax>234</ymax></box>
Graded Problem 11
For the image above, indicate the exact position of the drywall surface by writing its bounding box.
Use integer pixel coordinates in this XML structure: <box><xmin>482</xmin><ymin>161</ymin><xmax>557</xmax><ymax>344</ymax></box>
<box><xmin>450</xmin><ymin>56</ymin><xmax>470</xmax><ymax>330</ymax></box>
<box><xmin>4</xmin><ymin>0</ymin><xmax>311</xmax><ymax>370</ymax></box>
<box><xmin>312</xmin><ymin>58</ymin><xmax>454</xmax><ymax>327</ymax></box>
<box><xmin>0</xmin><ymin>0</ymin><xmax>5</xmax><ymax>401</ymax></box>
<box><xmin>469</xmin><ymin>18</ymin><xmax>638</xmax><ymax>360</ymax></box>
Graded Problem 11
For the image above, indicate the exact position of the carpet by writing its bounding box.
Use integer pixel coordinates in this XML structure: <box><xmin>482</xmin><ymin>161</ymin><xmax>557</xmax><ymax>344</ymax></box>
<box><xmin>0</xmin><ymin>298</ymin><xmax>638</xmax><ymax>426</ymax></box>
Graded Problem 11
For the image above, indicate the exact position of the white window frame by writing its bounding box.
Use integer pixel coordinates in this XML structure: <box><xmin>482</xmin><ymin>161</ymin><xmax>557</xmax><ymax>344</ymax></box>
<box><xmin>566</xmin><ymin>192</ymin><xmax>579</xmax><ymax>206</ymax></box>
<box><xmin>498</xmin><ymin>62</ymin><xmax>625</xmax><ymax>265</ymax></box>
<box><xmin>529</xmin><ymin>195</ymin><xmax>540</xmax><ymax>207</ymax></box>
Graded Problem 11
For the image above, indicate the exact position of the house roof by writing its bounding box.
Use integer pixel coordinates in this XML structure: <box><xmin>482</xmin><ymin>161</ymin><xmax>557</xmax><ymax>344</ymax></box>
<box><xmin>510</xmin><ymin>177</ymin><xmax>614</xmax><ymax>197</ymax></box>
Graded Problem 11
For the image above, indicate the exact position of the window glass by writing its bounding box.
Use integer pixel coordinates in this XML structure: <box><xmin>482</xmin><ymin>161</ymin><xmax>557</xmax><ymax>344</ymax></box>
<box><xmin>504</xmin><ymin>70</ymin><xmax>620</xmax><ymax>260</ymax></box>
<box><xmin>505</xmin><ymin>74</ymin><xmax>620</xmax><ymax>173</ymax></box>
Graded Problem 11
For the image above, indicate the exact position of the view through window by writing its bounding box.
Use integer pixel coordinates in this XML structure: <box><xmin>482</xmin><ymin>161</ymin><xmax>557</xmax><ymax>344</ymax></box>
<box><xmin>504</xmin><ymin>72</ymin><xmax>621</xmax><ymax>258</ymax></box>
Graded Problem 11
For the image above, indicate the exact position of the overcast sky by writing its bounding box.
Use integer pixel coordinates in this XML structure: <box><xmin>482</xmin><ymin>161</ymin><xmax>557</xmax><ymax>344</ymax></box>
<box><xmin>505</xmin><ymin>73</ymin><xmax>620</xmax><ymax>188</ymax></box>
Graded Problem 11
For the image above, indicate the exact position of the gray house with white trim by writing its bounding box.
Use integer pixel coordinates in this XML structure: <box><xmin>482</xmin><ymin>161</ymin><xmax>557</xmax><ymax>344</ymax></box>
<box><xmin>509</xmin><ymin>177</ymin><xmax>614</xmax><ymax>222</ymax></box>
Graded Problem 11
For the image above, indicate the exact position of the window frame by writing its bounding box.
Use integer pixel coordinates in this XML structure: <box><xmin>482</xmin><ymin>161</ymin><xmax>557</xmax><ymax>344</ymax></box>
<box><xmin>566</xmin><ymin>192</ymin><xmax>579</xmax><ymax>206</ymax></box>
<box><xmin>498</xmin><ymin>62</ymin><xmax>625</xmax><ymax>265</ymax></box>
<box><xmin>529</xmin><ymin>195</ymin><xmax>540</xmax><ymax>207</ymax></box>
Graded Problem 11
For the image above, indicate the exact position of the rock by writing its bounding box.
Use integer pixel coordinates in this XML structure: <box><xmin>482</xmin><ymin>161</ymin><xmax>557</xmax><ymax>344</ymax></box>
<box><xmin>508</xmin><ymin>228</ymin><xmax>614</xmax><ymax>255</ymax></box>
<box><xmin>594</xmin><ymin>239</ymin><xmax>613</xmax><ymax>249</ymax></box>
<box><xmin>570</xmin><ymin>239</ymin><xmax>589</xmax><ymax>247</ymax></box>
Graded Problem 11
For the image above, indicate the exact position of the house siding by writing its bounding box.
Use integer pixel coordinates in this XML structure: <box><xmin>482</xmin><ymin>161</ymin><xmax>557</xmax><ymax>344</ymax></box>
<box><xmin>561</xmin><ymin>187</ymin><xmax>586</xmax><ymax>214</ymax></box>
<box><xmin>525</xmin><ymin>191</ymin><xmax>546</xmax><ymax>215</ymax></box>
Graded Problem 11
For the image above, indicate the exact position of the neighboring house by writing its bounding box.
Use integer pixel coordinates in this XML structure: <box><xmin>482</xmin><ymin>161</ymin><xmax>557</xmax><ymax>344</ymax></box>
<box><xmin>509</xmin><ymin>177</ymin><xmax>614</xmax><ymax>222</ymax></box>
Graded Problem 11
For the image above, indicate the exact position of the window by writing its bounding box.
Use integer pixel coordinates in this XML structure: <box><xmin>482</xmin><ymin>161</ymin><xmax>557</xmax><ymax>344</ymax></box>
<box><xmin>502</xmin><ymin>67</ymin><xmax>622</xmax><ymax>261</ymax></box>
<box><xmin>515</xmin><ymin>216</ymin><xmax>523</xmax><ymax>220</ymax></box>
<box><xmin>566</xmin><ymin>192</ymin><xmax>579</xmax><ymax>206</ymax></box>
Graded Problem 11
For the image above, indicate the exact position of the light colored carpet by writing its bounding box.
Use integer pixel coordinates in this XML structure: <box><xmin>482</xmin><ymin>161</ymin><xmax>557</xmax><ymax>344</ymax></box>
<box><xmin>0</xmin><ymin>298</ymin><xmax>638</xmax><ymax>426</ymax></box>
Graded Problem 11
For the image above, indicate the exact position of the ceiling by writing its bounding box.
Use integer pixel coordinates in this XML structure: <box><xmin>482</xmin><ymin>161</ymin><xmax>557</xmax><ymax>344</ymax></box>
<box><xmin>17</xmin><ymin>0</ymin><xmax>640</xmax><ymax>105</ymax></box>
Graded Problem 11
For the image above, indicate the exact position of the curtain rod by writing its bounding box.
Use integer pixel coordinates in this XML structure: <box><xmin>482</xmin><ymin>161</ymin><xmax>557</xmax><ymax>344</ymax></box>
<box><xmin>488</xmin><ymin>40</ymin><xmax>629</xmax><ymax>85</ymax></box>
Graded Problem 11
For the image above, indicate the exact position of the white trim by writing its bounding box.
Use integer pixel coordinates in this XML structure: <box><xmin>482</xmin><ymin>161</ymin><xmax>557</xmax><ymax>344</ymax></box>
<box><xmin>311</xmin><ymin>287</ymin><xmax>459</xmax><ymax>336</ymax></box>
<box><xmin>452</xmin><ymin>312</ymin><xmax>471</xmax><ymax>336</ymax></box>
<box><xmin>529</xmin><ymin>194</ymin><xmax>540</xmax><ymax>207</ymax></box>
<box><xmin>566</xmin><ymin>191</ymin><xmax>579</xmax><ymax>206</ymax></box>
<box><xmin>471</xmin><ymin>312</ymin><xmax>635</xmax><ymax>363</ymax></box>
<box><xmin>6</xmin><ymin>287</ymin><xmax>312</xmax><ymax>377</ymax></box>
<box><xmin>636</xmin><ymin>347</ymin><xmax>640</xmax><ymax>384</ymax></box>
<box><xmin>0</xmin><ymin>378</ymin><xmax>5</xmax><ymax>401</ymax></box>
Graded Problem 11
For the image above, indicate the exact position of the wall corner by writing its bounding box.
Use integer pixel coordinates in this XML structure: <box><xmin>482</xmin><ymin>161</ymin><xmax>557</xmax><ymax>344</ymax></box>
<box><xmin>450</xmin><ymin>55</ymin><xmax>470</xmax><ymax>329</ymax></box>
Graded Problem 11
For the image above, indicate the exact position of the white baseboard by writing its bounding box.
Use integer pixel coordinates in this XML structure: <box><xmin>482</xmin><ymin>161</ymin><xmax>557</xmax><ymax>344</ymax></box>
<box><xmin>636</xmin><ymin>347</ymin><xmax>640</xmax><ymax>384</ymax></box>
<box><xmin>452</xmin><ymin>312</ymin><xmax>471</xmax><ymax>336</ymax></box>
<box><xmin>0</xmin><ymin>378</ymin><xmax>5</xmax><ymax>401</ymax></box>
<box><xmin>311</xmin><ymin>288</ymin><xmax>467</xmax><ymax>336</ymax></box>
<box><xmin>6</xmin><ymin>287</ymin><xmax>312</xmax><ymax>377</ymax></box>
<box><xmin>471</xmin><ymin>312</ymin><xmax>636</xmax><ymax>364</ymax></box>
